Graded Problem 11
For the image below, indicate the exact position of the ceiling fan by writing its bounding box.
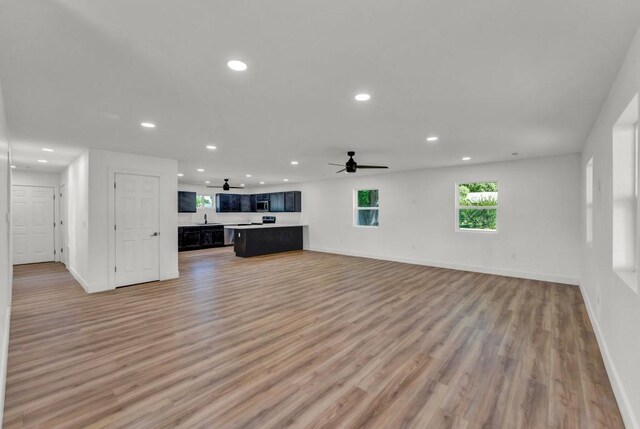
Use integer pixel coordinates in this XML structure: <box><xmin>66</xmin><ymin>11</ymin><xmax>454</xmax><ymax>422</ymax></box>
<box><xmin>207</xmin><ymin>179</ymin><xmax>244</xmax><ymax>191</ymax></box>
<box><xmin>329</xmin><ymin>151</ymin><xmax>389</xmax><ymax>174</ymax></box>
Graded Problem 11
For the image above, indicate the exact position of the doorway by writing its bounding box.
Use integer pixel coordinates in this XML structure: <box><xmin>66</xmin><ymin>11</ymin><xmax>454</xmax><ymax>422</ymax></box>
<box><xmin>12</xmin><ymin>185</ymin><xmax>55</xmax><ymax>264</ymax></box>
<box><xmin>114</xmin><ymin>173</ymin><xmax>160</xmax><ymax>287</ymax></box>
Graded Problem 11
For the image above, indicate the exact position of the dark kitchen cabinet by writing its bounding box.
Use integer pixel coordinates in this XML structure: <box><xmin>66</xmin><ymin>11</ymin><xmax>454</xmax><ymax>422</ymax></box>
<box><xmin>240</xmin><ymin>194</ymin><xmax>252</xmax><ymax>212</ymax></box>
<box><xmin>270</xmin><ymin>192</ymin><xmax>285</xmax><ymax>212</ymax></box>
<box><xmin>181</xmin><ymin>228</ymin><xmax>202</xmax><ymax>250</ymax></box>
<box><xmin>201</xmin><ymin>228</ymin><xmax>215</xmax><ymax>246</ymax></box>
<box><xmin>256</xmin><ymin>194</ymin><xmax>270</xmax><ymax>204</ymax></box>
<box><xmin>213</xmin><ymin>191</ymin><xmax>302</xmax><ymax>213</ymax></box>
<box><xmin>178</xmin><ymin>225</ymin><xmax>224</xmax><ymax>251</ymax></box>
<box><xmin>284</xmin><ymin>191</ymin><xmax>301</xmax><ymax>212</ymax></box>
<box><xmin>216</xmin><ymin>194</ymin><xmax>241</xmax><ymax>212</ymax></box>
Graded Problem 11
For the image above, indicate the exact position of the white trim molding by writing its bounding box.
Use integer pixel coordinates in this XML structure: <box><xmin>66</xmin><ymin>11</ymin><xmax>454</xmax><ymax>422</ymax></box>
<box><xmin>306</xmin><ymin>246</ymin><xmax>579</xmax><ymax>285</ymax></box>
<box><xmin>0</xmin><ymin>306</ymin><xmax>11</xmax><ymax>426</ymax></box>
<box><xmin>579</xmin><ymin>280</ymin><xmax>638</xmax><ymax>429</ymax></box>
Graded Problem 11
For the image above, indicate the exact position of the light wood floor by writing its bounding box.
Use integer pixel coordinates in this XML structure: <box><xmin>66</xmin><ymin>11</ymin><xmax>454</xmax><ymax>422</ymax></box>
<box><xmin>3</xmin><ymin>248</ymin><xmax>622</xmax><ymax>428</ymax></box>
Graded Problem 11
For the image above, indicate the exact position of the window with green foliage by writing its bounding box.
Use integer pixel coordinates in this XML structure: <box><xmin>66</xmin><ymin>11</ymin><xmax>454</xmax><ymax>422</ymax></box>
<box><xmin>196</xmin><ymin>195</ymin><xmax>212</xmax><ymax>209</ymax></box>
<box><xmin>456</xmin><ymin>182</ymin><xmax>498</xmax><ymax>231</ymax></box>
<box><xmin>355</xmin><ymin>189</ymin><xmax>379</xmax><ymax>227</ymax></box>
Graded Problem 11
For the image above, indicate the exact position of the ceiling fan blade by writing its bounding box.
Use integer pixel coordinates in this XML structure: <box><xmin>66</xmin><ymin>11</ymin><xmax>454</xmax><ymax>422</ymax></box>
<box><xmin>357</xmin><ymin>165</ymin><xmax>389</xmax><ymax>169</ymax></box>
<box><xmin>335</xmin><ymin>168</ymin><xmax>346</xmax><ymax>174</ymax></box>
<box><xmin>328</xmin><ymin>163</ymin><xmax>344</xmax><ymax>166</ymax></box>
<box><xmin>228</xmin><ymin>186</ymin><xmax>245</xmax><ymax>189</ymax></box>
<box><xmin>207</xmin><ymin>186</ymin><xmax>223</xmax><ymax>188</ymax></box>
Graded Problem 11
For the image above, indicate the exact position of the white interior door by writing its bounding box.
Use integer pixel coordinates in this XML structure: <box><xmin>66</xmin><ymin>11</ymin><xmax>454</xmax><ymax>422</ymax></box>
<box><xmin>12</xmin><ymin>186</ymin><xmax>55</xmax><ymax>264</ymax></box>
<box><xmin>115</xmin><ymin>173</ymin><xmax>160</xmax><ymax>287</ymax></box>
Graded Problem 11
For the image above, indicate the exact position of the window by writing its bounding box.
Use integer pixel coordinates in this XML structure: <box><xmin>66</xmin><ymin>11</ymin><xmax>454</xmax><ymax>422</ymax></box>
<box><xmin>612</xmin><ymin>93</ymin><xmax>638</xmax><ymax>292</ymax></box>
<box><xmin>355</xmin><ymin>189</ymin><xmax>379</xmax><ymax>227</ymax></box>
<box><xmin>456</xmin><ymin>182</ymin><xmax>498</xmax><ymax>231</ymax></box>
<box><xmin>586</xmin><ymin>158</ymin><xmax>593</xmax><ymax>246</ymax></box>
<box><xmin>196</xmin><ymin>194</ymin><xmax>212</xmax><ymax>209</ymax></box>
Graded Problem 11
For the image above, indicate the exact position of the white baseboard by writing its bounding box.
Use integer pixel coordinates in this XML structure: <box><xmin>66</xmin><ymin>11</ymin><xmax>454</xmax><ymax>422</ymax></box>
<box><xmin>306</xmin><ymin>246</ymin><xmax>579</xmax><ymax>285</ymax></box>
<box><xmin>160</xmin><ymin>270</ymin><xmax>179</xmax><ymax>281</ymax></box>
<box><xmin>68</xmin><ymin>266</ymin><xmax>89</xmax><ymax>292</ymax></box>
<box><xmin>578</xmin><ymin>281</ymin><xmax>638</xmax><ymax>429</ymax></box>
<box><xmin>0</xmin><ymin>306</ymin><xmax>11</xmax><ymax>428</ymax></box>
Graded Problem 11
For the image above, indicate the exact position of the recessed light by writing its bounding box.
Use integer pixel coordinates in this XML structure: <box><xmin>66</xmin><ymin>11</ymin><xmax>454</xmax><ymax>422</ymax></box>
<box><xmin>177</xmin><ymin>173</ymin><xmax>184</xmax><ymax>177</ymax></box>
<box><xmin>260</xmin><ymin>181</ymin><xmax>265</xmax><ymax>185</ymax></box>
<box><xmin>240</xmin><ymin>184</ymin><xmax>245</xmax><ymax>187</ymax></box>
<box><xmin>141</xmin><ymin>122</ymin><xmax>156</xmax><ymax>128</ymax></box>
<box><xmin>354</xmin><ymin>93</ymin><xmax>371</xmax><ymax>101</ymax></box>
<box><xmin>227</xmin><ymin>60</ymin><xmax>247</xmax><ymax>71</ymax></box>
<box><xmin>205</xmin><ymin>181</ymin><xmax>210</xmax><ymax>184</ymax></box>
<box><xmin>283</xmin><ymin>178</ymin><xmax>289</xmax><ymax>182</ymax></box>
<box><xmin>197</xmin><ymin>168</ymin><xmax>205</xmax><ymax>172</ymax></box>
<box><xmin>42</xmin><ymin>148</ymin><xmax>54</xmax><ymax>152</ymax></box>
<box><xmin>462</xmin><ymin>157</ymin><xmax>471</xmax><ymax>161</ymax></box>
<box><xmin>206</xmin><ymin>145</ymin><xmax>217</xmax><ymax>150</ymax></box>
<box><xmin>246</xmin><ymin>174</ymin><xmax>252</xmax><ymax>177</ymax></box>
<box><xmin>426</xmin><ymin>136</ymin><xmax>438</xmax><ymax>142</ymax></box>
<box><xmin>290</xmin><ymin>161</ymin><xmax>299</xmax><ymax>165</ymax></box>
<box><xmin>37</xmin><ymin>159</ymin><xmax>48</xmax><ymax>163</ymax></box>
<box><xmin>10</xmin><ymin>165</ymin><xmax>16</xmax><ymax>169</ymax></box>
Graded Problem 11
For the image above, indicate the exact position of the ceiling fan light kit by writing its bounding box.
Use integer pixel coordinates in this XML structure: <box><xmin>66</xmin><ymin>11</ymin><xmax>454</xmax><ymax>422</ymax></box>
<box><xmin>207</xmin><ymin>178</ymin><xmax>244</xmax><ymax>191</ymax></box>
<box><xmin>329</xmin><ymin>151</ymin><xmax>389</xmax><ymax>174</ymax></box>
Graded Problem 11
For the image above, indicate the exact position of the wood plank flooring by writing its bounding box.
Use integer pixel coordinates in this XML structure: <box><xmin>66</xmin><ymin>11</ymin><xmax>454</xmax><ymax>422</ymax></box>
<box><xmin>3</xmin><ymin>248</ymin><xmax>623</xmax><ymax>428</ymax></box>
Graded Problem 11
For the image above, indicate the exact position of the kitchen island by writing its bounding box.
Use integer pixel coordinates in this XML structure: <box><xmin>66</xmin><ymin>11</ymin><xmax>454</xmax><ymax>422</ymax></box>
<box><xmin>225</xmin><ymin>224</ymin><xmax>306</xmax><ymax>257</ymax></box>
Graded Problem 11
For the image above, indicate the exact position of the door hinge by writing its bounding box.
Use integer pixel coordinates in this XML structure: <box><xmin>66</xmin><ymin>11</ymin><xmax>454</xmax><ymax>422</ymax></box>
<box><xmin>53</xmin><ymin>194</ymin><xmax>55</xmax><ymax>200</ymax></box>
<box><xmin>60</xmin><ymin>220</ymin><xmax>63</xmax><ymax>226</ymax></box>
<box><xmin>114</xmin><ymin>182</ymin><xmax>116</xmax><ymax>189</ymax></box>
<box><xmin>114</xmin><ymin>266</ymin><xmax>117</xmax><ymax>272</ymax></box>
<box><xmin>53</xmin><ymin>222</ymin><xmax>56</xmax><ymax>227</ymax></box>
<box><xmin>114</xmin><ymin>224</ymin><xmax>117</xmax><ymax>231</ymax></box>
<box><xmin>54</xmin><ymin>249</ymin><xmax>56</xmax><ymax>255</ymax></box>
<box><xmin>60</xmin><ymin>248</ymin><xmax>63</xmax><ymax>253</ymax></box>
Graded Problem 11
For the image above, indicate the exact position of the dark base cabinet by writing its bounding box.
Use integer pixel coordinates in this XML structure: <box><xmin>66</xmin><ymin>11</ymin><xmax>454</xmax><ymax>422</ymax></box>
<box><xmin>234</xmin><ymin>226</ymin><xmax>303</xmax><ymax>257</ymax></box>
<box><xmin>178</xmin><ymin>225</ymin><xmax>224</xmax><ymax>251</ymax></box>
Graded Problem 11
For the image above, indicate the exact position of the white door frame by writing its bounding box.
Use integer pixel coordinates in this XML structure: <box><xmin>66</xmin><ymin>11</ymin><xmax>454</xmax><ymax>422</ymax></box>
<box><xmin>59</xmin><ymin>183</ymin><xmax>66</xmax><ymax>265</ymax></box>
<box><xmin>11</xmin><ymin>185</ymin><xmax>56</xmax><ymax>264</ymax></box>
<box><xmin>107</xmin><ymin>168</ymin><xmax>161</xmax><ymax>290</ymax></box>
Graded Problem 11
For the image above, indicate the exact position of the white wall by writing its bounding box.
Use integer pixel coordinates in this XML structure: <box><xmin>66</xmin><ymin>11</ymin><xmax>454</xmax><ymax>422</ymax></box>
<box><xmin>12</xmin><ymin>170</ymin><xmax>61</xmax><ymax>262</ymax></box>
<box><xmin>280</xmin><ymin>154</ymin><xmax>581</xmax><ymax>284</ymax></box>
<box><xmin>580</xmin><ymin>26</ymin><xmax>640</xmax><ymax>429</ymax></box>
<box><xmin>89</xmin><ymin>149</ymin><xmax>178</xmax><ymax>291</ymax></box>
<box><xmin>61</xmin><ymin>149</ymin><xmax>179</xmax><ymax>293</ymax></box>
<box><xmin>0</xmin><ymin>78</ymin><xmax>12</xmax><ymax>427</ymax></box>
<box><xmin>177</xmin><ymin>183</ymin><xmax>303</xmax><ymax>225</ymax></box>
<box><xmin>60</xmin><ymin>151</ymin><xmax>90</xmax><ymax>290</ymax></box>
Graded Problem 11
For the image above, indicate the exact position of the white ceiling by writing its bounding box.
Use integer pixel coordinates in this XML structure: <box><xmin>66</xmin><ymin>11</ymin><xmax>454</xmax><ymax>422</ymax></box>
<box><xmin>1</xmin><ymin>0</ymin><xmax>639</xmax><ymax>185</ymax></box>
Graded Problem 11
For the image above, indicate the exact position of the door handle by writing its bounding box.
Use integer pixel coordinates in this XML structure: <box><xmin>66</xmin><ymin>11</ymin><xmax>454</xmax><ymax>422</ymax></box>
<box><xmin>150</xmin><ymin>232</ymin><xmax>159</xmax><ymax>237</ymax></box>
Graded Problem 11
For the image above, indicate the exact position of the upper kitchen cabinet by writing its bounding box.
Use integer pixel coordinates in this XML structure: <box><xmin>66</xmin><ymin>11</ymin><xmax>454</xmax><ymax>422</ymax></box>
<box><xmin>284</xmin><ymin>191</ymin><xmax>302</xmax><ymax>212</ymax></box>
<box><xmin>256</xmin><ymin>194</ymin><xmax>270</xmax><ymax>204</ymax></box>
<box><xmin>216</xmin><ymin>193</ymin><xmax>241</xmax><ymax>212</ymax></box>
<box><xmin>215</xmin><ymin>191</ymin><xmax>302</xmax><ymax>213</ymax></box>
<box><xmin>270</xmin><ymin>192</ymin><xmax>285</xmax><ymax>212</ymax></box>
<box><xmin>240</xmin><ymin>194</ymin><xmax>252</xmax><ymax>212</ymax></box>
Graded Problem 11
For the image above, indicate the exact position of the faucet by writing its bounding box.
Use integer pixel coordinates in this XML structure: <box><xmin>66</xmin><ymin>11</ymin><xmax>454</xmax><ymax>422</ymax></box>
<box><xmin>204</xmin><ymin>213</ymin><xmax>208</xmax><ymax>224</ymax></box>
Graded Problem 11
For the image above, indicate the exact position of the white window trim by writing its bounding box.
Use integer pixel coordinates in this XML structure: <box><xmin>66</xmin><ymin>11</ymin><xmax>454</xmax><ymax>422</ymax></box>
<box><xmin>354</xmin><ymin>189</ymin><xmax>379</xmax><ymax>228</ymax></box>
<box><xmin>586</xmin><ymin>157</ymin><xmax>594</xmax><ymax>248</ymax></box>
<box><xmin>455</xmin><ymin>181</ymin><xmax>499</xmax><ymax>233</ymax></box>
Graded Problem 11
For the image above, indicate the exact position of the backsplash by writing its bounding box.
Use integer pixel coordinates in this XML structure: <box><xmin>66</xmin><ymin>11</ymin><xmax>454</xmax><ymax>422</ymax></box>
<box><xmin>178</xmin><ymin>208</ymin><xmax>302</xmax><ymax>226</ymax></box>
